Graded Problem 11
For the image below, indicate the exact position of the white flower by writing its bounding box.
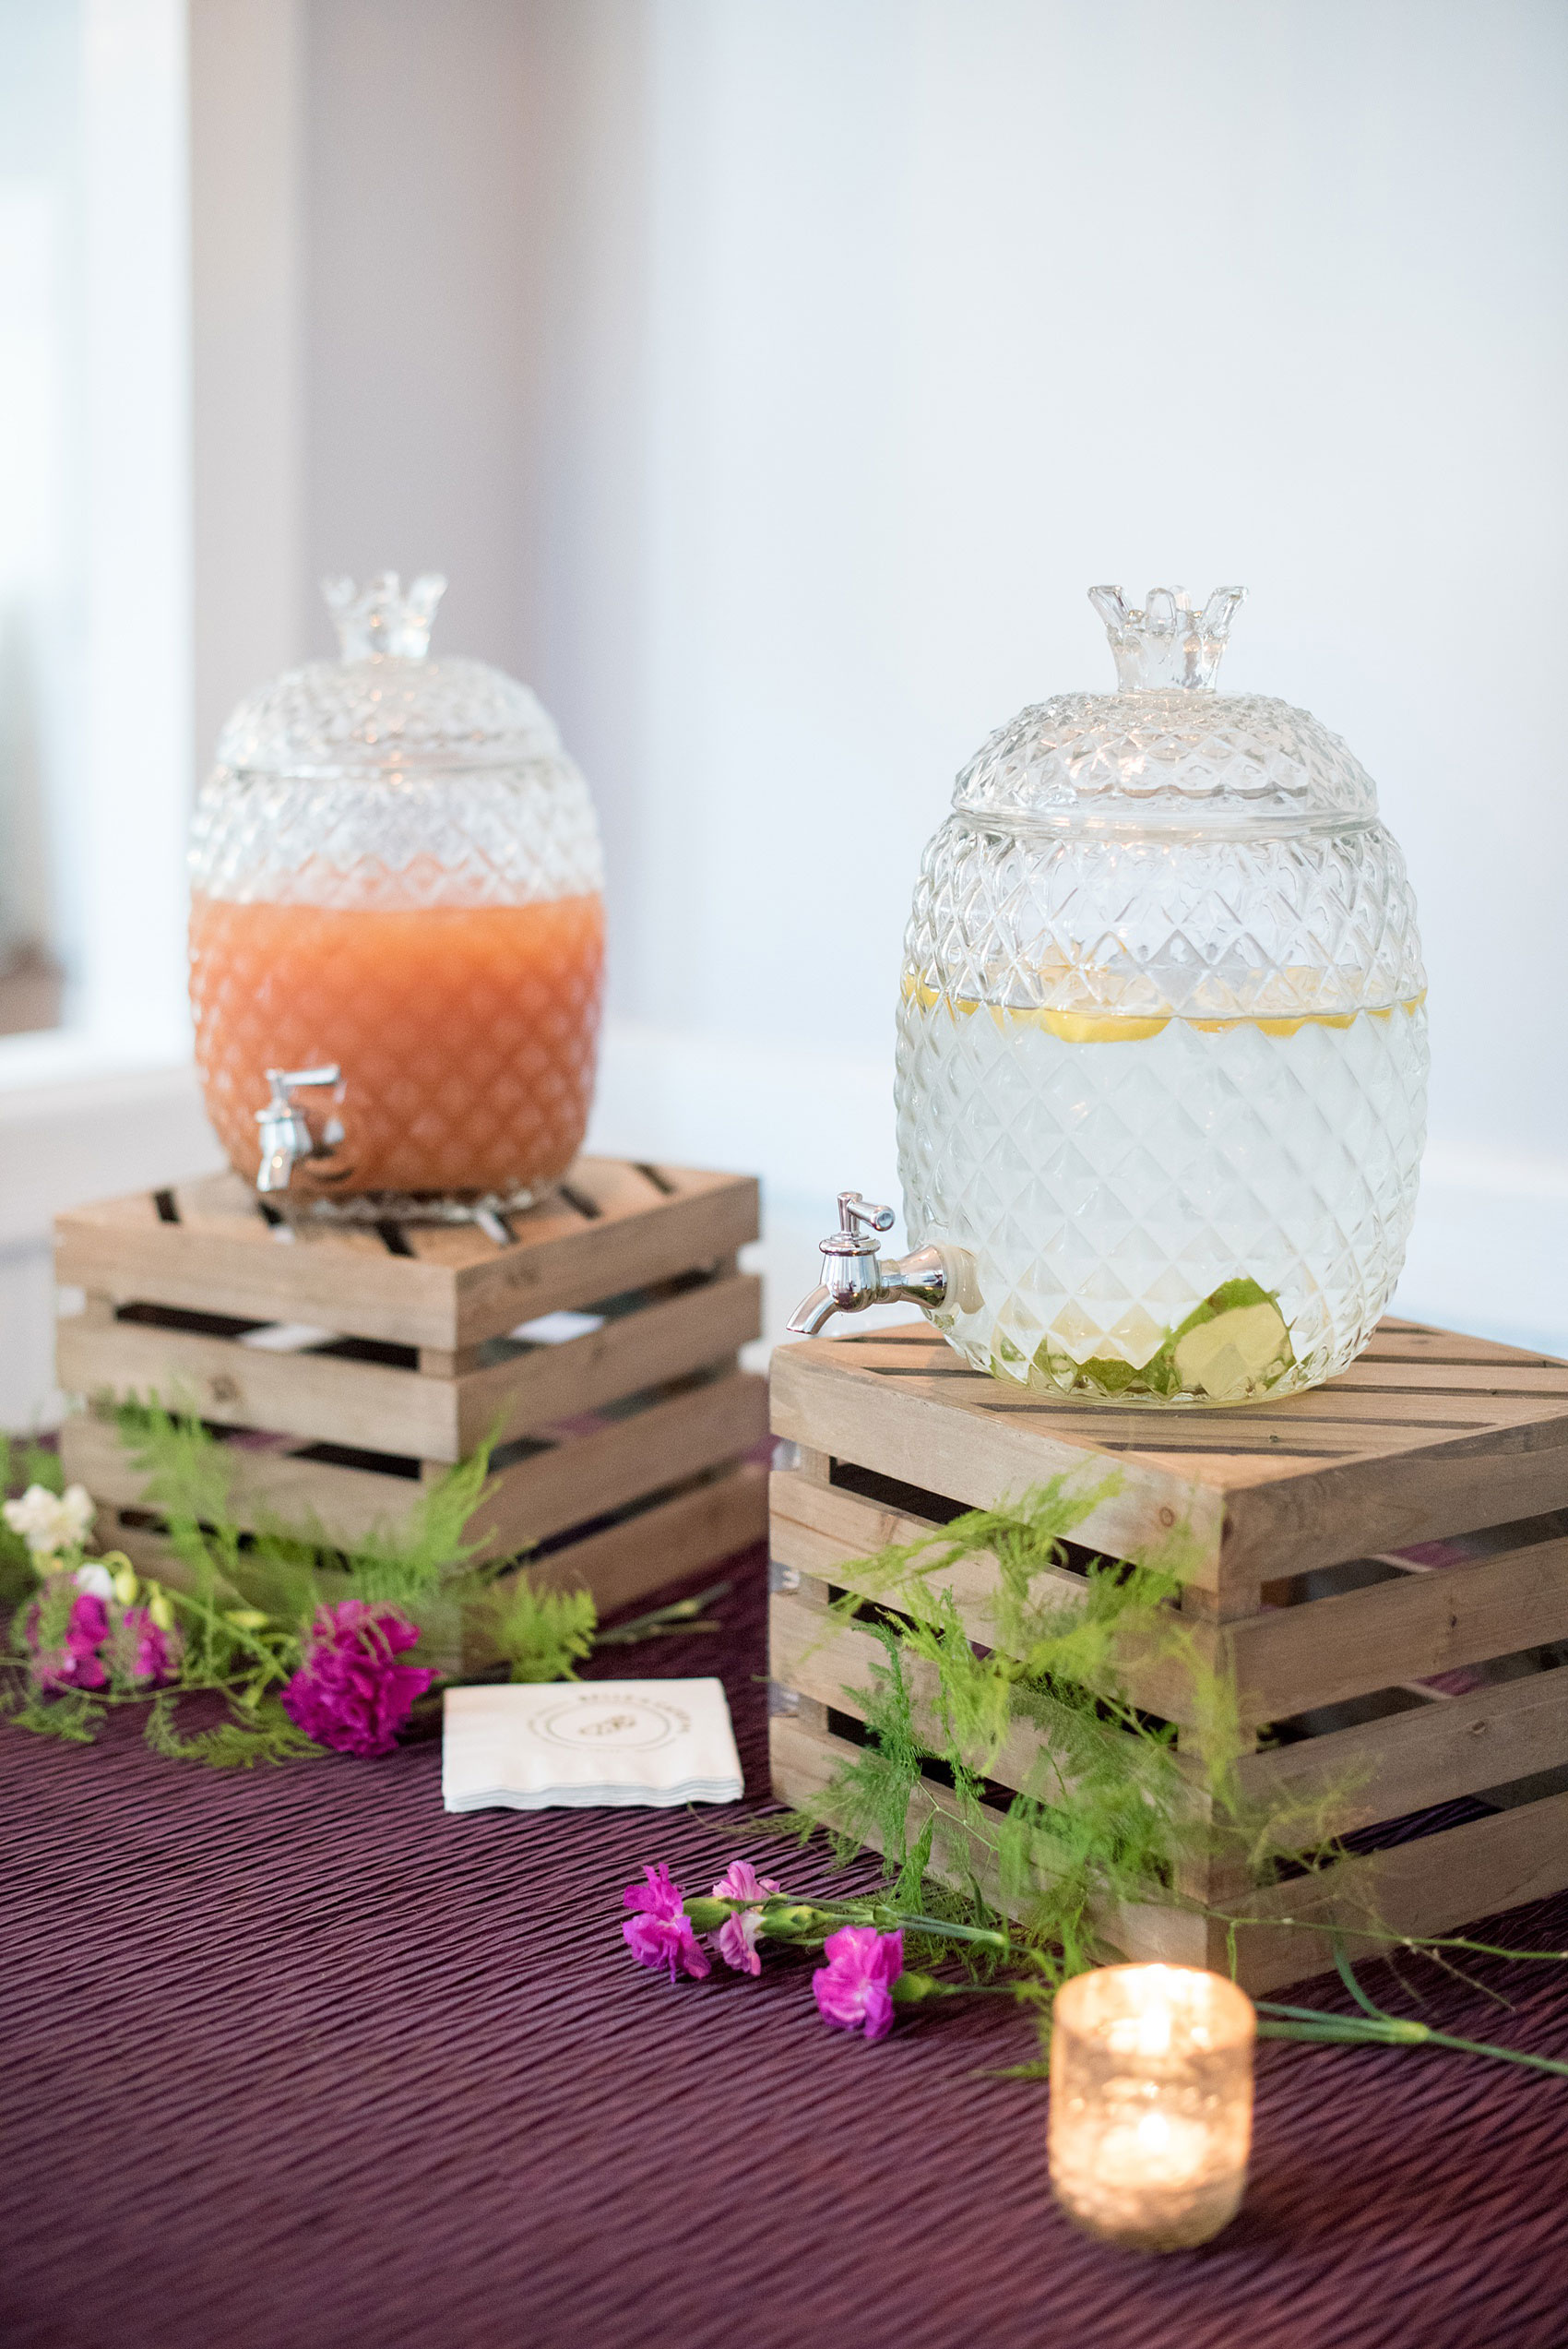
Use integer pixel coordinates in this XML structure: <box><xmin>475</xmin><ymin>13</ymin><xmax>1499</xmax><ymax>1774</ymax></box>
<box><xmin>73</xmin><ymin>1562</ymin><xmax>114</xmax><ymax>1600</ymax></box>
<box><xmin>1</xmin><ymin>1481</ymin><xmax>96</xmax><ymax>1560</ymax></box>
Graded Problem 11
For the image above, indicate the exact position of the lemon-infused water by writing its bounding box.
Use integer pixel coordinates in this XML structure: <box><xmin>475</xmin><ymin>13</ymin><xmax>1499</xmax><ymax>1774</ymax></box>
<box><xmin>895</xmin><ymin>985</ymin><xmax>1430</xmax><ymax>1401</ymax></box>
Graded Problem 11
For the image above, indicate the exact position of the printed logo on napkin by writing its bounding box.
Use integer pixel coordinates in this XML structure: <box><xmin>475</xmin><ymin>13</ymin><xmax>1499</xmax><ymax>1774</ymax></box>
<box><xmin>531</xmin><ymin>1690</ymin><xmax>693</xmax><ymax>1751</ymax></box>
<box><xmin>442</xmin><ymin>1677</ymin><xmax>743</xmax><ymax>1814</ymax></box>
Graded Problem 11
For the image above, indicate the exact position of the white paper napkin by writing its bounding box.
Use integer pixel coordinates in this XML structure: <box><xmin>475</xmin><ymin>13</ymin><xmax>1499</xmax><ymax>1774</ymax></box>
<box><xmin>441</xmin><ymin>1677</ymin><xmax>744</xmax><ymax>1813</ymax></box>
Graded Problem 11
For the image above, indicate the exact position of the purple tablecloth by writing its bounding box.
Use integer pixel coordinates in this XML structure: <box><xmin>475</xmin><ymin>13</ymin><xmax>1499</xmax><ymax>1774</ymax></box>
<box><xmin>6</xmin><ymin>1545</ymin><xmax>1568</xmax><ymax>2349</ymax></box>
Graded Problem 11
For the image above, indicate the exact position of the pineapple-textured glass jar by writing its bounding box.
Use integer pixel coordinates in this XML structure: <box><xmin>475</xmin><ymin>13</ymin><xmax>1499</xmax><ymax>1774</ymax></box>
<box><xmin>188</xmin><ymin>574</ymin><xmax>604</xmax><ymax>1213</ymax></box>
<box><xmin>894</xmin><ymin>586</ymin><xmax>1428</xmax><ymax>1402</ymax></box>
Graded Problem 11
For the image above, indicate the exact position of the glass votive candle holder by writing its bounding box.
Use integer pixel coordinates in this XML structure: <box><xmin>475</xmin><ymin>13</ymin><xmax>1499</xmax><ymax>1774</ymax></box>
<box><xmin>1048</xmin><ymin>1962</ymin><xmax>1255</xmax><ymax>2251</ymax></box>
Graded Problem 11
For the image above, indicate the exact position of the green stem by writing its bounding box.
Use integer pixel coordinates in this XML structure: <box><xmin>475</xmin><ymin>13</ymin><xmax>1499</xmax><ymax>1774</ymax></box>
<box><xmin>1258</xmin><ymin>2011</ymin><xmax>1568</xmax><ymax>2077</ymax></box>
<box><xmin>795</xmin><ymin>1899</ymin><xmax>1010</xmax><ymax>1952</ymax></box>
<box><xmin>880</xmin><ymin>1908</ymin><xmax>1011</xmax><ymax>1951</ymax></box>
<box><xmin>1253</xmin><ymin>1951</ymin><xmax>1568</xmax><ymax>2081</ymax></box>
<box><xmin>592</xmin><ymin>1580</ymin><xmax>731</xmax><ymax>1646</ymax></box>
<box><xmin>1202</xmin><ymin>1905</ymin><xmax>1568</xmax><ymax>1969</ymax></box>
<box><xmin>1333</xmin><ymin>1940</ymin><xmax>1387</xmax><ymax>2021</ymax></box>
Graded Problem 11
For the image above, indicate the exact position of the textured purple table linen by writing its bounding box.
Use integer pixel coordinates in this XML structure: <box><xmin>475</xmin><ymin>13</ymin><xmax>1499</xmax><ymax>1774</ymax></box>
<box><xmin>5</xmin><ymin>1544</ymin><xmax>1568</xmax><ymax>2349</ymax></box>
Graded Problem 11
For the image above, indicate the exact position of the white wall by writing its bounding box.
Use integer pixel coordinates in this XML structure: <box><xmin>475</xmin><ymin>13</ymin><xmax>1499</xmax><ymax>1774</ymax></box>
<box><xmin>287</xmin><ymin>0</ymin><xmax>1568</xmax><ymax>1357</ymax></box>
<box><xmin>4</xmin><ymin>0</ymin><xmax>1565</xmax><ymax>1428</ymax></box>
<box><xmin>0</xmin><ymin>0</ymin><xmax>201</xmax><ymax>1432</ymax></box>
<box><xmin>592</xmin><ymin>0</ymin><xmax>1568</xmax><ymax>1353</ymax></box>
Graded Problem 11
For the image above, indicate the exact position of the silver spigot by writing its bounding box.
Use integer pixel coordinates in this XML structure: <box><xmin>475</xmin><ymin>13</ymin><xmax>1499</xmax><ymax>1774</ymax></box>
<box><xmin>786</xmin><ymin>1189</ymin><xmax>956</xmax><ymax>1338</ymax></box>
<box><xmin>255</xmin><ymin>1066</ymin><xmax>347</xmax><ymax>1195</ymax></box>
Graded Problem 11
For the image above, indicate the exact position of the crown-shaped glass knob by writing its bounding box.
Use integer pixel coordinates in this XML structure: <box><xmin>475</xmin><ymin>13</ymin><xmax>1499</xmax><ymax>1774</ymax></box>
<box><xmin>1089</xmin><ymin>583</ymin><xmax>1246</xmax><ymax>692</ymax></box>
<box><xmin>322</xmin><ymin>570</ymin><xmax>447</xmax><ymax>662</ymax></box>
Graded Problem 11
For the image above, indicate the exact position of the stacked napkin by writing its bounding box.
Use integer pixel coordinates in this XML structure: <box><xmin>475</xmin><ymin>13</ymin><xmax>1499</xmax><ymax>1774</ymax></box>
<box><xmin>442</xmin><ymin>1677</ymin><xmax>744</xmax><ymax>1813</ymax></box>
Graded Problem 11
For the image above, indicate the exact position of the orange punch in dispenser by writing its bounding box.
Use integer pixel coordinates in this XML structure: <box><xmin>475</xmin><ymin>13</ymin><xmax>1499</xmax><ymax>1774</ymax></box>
<box><xmin>188</xmin><ymin>574</ymin><xmax>604</xmax><ymax>1215</ymax></box>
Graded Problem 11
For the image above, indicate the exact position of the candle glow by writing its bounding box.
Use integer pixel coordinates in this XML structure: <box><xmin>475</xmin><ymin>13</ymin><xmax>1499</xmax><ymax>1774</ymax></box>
<box><xmin>1048</xmin><ymin>1962</ymin><xmax>1255</xmax><ymax>2251</ymax></box>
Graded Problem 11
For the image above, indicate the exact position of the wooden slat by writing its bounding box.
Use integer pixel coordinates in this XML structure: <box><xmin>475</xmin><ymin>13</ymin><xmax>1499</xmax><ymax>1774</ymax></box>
<box><xmin>454</xmin><ymin>1271</ymin><xmax>761</xmax><ymax>1451</ymax></box>
<box><xmin>65</xmin><ymin>1369</ymin><xmax>766</xmax><ymax>1561</ymax></box>
<box><xmin>1218</xmin><ymin>1791</ymin><xmax>1568</xmax><ymax>1992</ymax></box>
<box><xmin>767</xmin><ymin>1710</ymin><xmax>1218</xmax><ymax>1973</ymax></box>
<box><xmin>770</xmin><ymin>1477</ymin><xmax>1568</xmax><ymax>1731</ymax></box>
<box><xmin>171</xmin><ymin>1174</ymin><xmax>390</xmax><ymax>1264</ymax></box>
<box><xmin>1218</xmin><ymin>1536</ymin><xmax>1568</xmax><ymax>1724</ymax></box>
<box><xmin>768</xmin><ymin>1708</ymin><xmax>1568</xmax><ymax>1994</ymax></box>
<box><xmin>55</xmin><ymin>1160</ymin><xmax>760</xmax><ymax>1353</ymax></box>
<box><xmin>1216</xmin><ymin>1427</ymin><xmax>1568</xmax><ymax>1584</ymax></box>
<box><xmin>879</xmin><ymin>1384</ymin><xmax>1567</xmax><ymax>1456</ymax></box>
<box><xmin>767</xmin><ymin>1470</ymin><xmax>1201</xmax><ymax>1724</ymax></box>
<box><xmin>56</xmin><ymin>1272</ymin><xmax>760</xmax><ymax>1463</ymax></box>
<box><xmin>57</xmin><ymin>1186</ymin><xmax>456</xmax><ymax>1349</ymax></box>
<box><xmin>776</xmin><ymin>1329</ymin><xmax>1568</xmax><ymax>1592</ymax></box>
<box><xmin>840</xmin><ymin>1347</ymin><xmax>1564</xmax><ymax>1425</ymax></box>
<box><xmin>829</xmin><ymin>1317</ymin><xmax>1568</xmax><ymax>1382</ymax></box>
<box><xmin>60</xmin><ymin>1412</ymin><xmax>419</xmax><ymax>1550</ymax></box>
<box><xmin>769</xmin><ymin>1584</ymin><xmax>1054</xmax><ymax>1795</ymax></box>
<box><xmin>770</xmin><ymin>1343</ymin><xmax>1228</xmax><ymax>1586</ymax></box>
<box><xmin>498</xmin><ymin>1460</ymin><xmax>767</xmax><ymax>1623</ymax></box>
<box><xmin>1358</xmin><ymin>1329</ymin><xmax>1568</xmax><ymax>1369</ymax></box>
<box><xmin>449</xmin><ymin>1165</ymin><xmax>759</xmax><ymax>1348</ymax></box>
<box><xmin>478</xmin><ymin>1373</ymin><xmax>767</xmax><ymax>1557</ymax></box>
<box><xmin>1240</xmin><ymin>1663</ymin><xmax>1568</xmax><ymax>1842</ymax></box>
<box><xmin>56</xmin><ymin>1311</ymin><xmax>459</xmax><ymax>1460</ymax></box>
<box><xmin>769</xmin><ymin>1467</ymin><xmax>1089</xmax><ymax>1618</ymax></box>
<box><xmin>104</xmin><ymin>1461</ymin><xmax>766</xmax><ymax>1655</ymax></box>
<box><xmin>1331</xmin><ymin>1359</ymin><xmax>1568</xmax><ymax>1398</ymax></box>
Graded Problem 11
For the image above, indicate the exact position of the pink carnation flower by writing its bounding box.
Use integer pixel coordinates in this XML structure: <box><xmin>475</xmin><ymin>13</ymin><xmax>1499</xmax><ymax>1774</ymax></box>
<box><xmin>622</xmin><ymin>1863</ymin><xmax>711</xmax><ymax>1982</ymax></box>
<box><xmin>711</xmin><ymin>1857</ymin><xmax>781</xmax><ymax>1975</ymax></box>
<box><xmin>119</xmin><ymin>1604</ymin><xmax>183</xmax><ymax>1687</ymax></box>
<box><xmin>279</xmin><ymin>1600</ymin><xmax>434</xmax><ymax>1757</ymax></box>
<box><xmin>812</xmin><ymin>1926</ymin><xmax>904</xmax><ymax>2042</ymax></box>
<box><xmin>27</xmin><ymin>1591</ymin><xmax>111</xmax><ymax>1693</ymax></box>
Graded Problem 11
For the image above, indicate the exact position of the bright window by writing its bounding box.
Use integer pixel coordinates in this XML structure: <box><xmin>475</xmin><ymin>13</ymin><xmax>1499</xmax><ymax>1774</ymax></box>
<box><xmin>0</xmin><ymin>0</ymin><xmax>190</xmax><ymax>1076</ymax></box>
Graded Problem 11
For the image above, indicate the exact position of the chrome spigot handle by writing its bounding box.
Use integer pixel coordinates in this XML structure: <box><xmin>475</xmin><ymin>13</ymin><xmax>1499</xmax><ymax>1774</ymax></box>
<box><xmin>255</xmin><ymin>1065</ymin><xmax>346</xmax><ymax>1197</ymax></box>
<box><xmin>786</xmin><ymin>1185</ymin><xmax>961</xmax><ymax>1337</ymax></box>
<box><xmin>823</xmin><ymin>1192</ymin><xmax>896</xmax><ymax>1258</ymax></box>
<box><xmin>836</xmin><ymin>1191</ymin><xmax>896</xmax><ymax>1240</ymax></box>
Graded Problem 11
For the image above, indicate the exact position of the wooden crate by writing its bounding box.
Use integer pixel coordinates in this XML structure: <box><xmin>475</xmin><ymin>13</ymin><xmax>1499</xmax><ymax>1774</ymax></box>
<box><xmin>768</xmin><ymin>1318</ymin><xmax>1568</xmax><ymax>1993</ymax></box>
<box><xmin>55</xmin><ymin>1157</ymin><xmax>767</xmax><ymax>1621</ymax></box>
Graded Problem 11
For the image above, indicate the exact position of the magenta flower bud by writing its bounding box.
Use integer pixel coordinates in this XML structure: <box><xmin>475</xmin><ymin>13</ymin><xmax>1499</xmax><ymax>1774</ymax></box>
<box><xmin>279</xmin><ymin>1601</ymin><xmax>434</xmax><ymax>1757</ymax></box>
<box><xmin>622</xmin><ymin>1864</ymin><xmax>711</xmax><ymax>1983</ymax></box>
<box><xmin>709</xmin><ymin>1858</ymin><xmax>784</xmax><ymax>1974</ymax></box>
<box><xmin>812</xmin><ymin>1926</ymin><xmax>905</xmax><ymax>2041</ymax></box>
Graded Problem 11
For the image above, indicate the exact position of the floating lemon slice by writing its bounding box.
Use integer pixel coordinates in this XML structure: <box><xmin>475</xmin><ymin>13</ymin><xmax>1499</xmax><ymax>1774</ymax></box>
<box><xmin>902</xmin><ymin>972</ymin><xmax>1425</xmax><ymax>1040</ymax></box>
<box><xmin>1010</xmin><ymin>1007</ymin><xmax>1170</xmax><ymax>1043</ymax></box>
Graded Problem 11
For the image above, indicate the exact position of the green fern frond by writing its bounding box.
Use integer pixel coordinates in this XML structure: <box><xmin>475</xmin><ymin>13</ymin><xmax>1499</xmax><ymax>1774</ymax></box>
<box><xmin>143</xmin><ymin>1689</ymin><xmax>320</xmax><ymax>1768</ymax></box>
<box><xmin>801</xmin><ymin>1473</ymin><xmax>1372</xmax><ymax>1980</ymax></box>
<box><xmin>481</xmin><ymin>1572</ymin><xmax>598</xmax><ymax>1682</ymax></box>
<box><xmin>3</xmin><ymin>1687</ymin><xmax>103</xmax><ymax>1745</ymax></box>
<box><xmin>339</xmin><ymin>1443</ymin><xmax>498</xmax><ymax>1606</ymax></box>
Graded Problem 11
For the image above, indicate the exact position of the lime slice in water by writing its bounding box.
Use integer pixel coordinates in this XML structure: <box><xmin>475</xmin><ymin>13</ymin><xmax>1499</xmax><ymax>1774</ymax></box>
<box><xmin>1171</xmin><ymin>1298</ymin><xmax>1291</xmax><ymax>1400</ymax></box>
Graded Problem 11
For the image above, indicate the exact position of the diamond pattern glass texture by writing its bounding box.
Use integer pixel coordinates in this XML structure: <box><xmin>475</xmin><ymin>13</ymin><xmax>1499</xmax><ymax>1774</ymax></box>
<box><xmin>894</xmin><ymin>588</ymin><xmax>1428</xmax><ymax>1403</ymax></box>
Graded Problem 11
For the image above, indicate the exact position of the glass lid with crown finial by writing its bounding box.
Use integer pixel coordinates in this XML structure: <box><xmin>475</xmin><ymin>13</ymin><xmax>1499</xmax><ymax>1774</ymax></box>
<box><xmin>954</xmin><ymin>585</ymin><xmax>1378</xmax><ymax>829</ymax></box>
<box><xmin>215</xmin><ymin>571</ymin><xmax>564</xmax><ymax>779</ymax></box>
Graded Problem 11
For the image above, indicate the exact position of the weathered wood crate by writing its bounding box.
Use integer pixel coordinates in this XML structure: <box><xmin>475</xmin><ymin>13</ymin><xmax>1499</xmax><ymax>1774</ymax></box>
<box><xmin>768</xmin><ymin>1318</ymin><xmax>1568</xmax><ymax>1992</ymax></box>
<box><xmin>55</xmin><ymin>1157</ymin><xmax>767</xmax><ymax>1620</ymax></box>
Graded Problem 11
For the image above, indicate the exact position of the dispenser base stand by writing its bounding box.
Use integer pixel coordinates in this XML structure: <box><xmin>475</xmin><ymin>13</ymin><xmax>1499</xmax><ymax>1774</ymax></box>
<box><xmin>56</xmin><ymin>1159</ymin><xmax>766</xmax><ymax>1630</ymax></box>
<box><xmin>768</xmin><ymin>1318</ymin><xmax>1568</xmax><ymax>1993</ymax></box>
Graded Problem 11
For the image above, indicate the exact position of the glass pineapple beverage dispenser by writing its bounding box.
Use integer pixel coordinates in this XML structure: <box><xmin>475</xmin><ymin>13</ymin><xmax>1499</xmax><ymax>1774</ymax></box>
<box><xmin>790</xmin><ymin>587</ymin><xmax>1428</xmax><ymax>1403</ymax></box>
<box><xmin>188</xmin><ymin>574</ymin><xmax>604</xmax><ymax>1212</ymax></box>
